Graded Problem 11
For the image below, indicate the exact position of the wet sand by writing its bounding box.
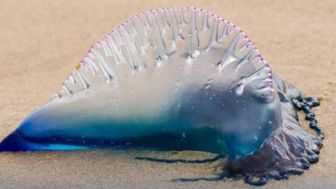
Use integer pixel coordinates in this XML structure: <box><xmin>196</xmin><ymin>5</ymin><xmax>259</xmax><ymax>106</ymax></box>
<box><xmin>0</xmin><ymin>0</ymin><xmax>335</xmax><ymax>188</ymax></box>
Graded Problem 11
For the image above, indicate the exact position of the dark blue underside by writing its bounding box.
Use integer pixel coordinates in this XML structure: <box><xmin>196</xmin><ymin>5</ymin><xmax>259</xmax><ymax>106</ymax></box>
<box><xmin>0</xmin><ymin>127</ymin><xmax>230</xmax><ymax>155</ymax></box>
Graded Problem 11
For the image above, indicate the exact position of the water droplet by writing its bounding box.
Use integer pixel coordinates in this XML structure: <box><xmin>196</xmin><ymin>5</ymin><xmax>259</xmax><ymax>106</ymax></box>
<box><xmin>182</xmin><ymin>132</ymin><xmax>186</xmax><ymax>138</ymax></box>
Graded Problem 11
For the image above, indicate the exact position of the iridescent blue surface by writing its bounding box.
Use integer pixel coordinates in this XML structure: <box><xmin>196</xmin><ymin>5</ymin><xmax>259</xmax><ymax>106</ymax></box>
<box><xmin>0</xmin><ymin>82</ymin><xmax>281</xmax><ymax>161</ymax></box>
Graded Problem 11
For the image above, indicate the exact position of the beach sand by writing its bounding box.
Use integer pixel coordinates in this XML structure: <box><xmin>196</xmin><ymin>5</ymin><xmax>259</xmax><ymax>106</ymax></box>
<box><xmin>0</xmin><ymin>0</ymin><xmax>335</xmax><ymax>188</ymax></box>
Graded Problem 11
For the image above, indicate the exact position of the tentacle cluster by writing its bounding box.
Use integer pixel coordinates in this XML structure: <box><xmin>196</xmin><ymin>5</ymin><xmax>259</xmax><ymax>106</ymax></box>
<box><xmin>292</xmin><ymin>96</ymin><xmax>324</xmax><ymax>140</ymax></box>
<box><xmin>226</xmin><ymin>96</ymin><xmax>323</xmax><ymax>186</ymax></box>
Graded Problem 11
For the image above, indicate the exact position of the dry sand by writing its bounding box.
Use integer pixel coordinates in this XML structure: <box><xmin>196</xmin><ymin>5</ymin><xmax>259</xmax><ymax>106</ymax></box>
<box><xmin>0</xmin><ymin>0</ymin><xmax>335</xmax><ymax>188</ymax></box>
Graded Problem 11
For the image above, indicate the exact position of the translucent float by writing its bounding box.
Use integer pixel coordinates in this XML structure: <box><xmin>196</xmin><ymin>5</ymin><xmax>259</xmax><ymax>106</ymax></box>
<box><xmin>0</xmin><ymin>7</ymin><xmax>324</xmax><ymax>185</ymax></box>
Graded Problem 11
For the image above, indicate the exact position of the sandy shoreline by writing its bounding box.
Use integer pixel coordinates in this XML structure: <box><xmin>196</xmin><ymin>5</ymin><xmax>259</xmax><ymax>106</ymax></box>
<box><xmin>0</xmin><ymin>0</ymin><xmax>335</xmax><ymax>188</ymax></box>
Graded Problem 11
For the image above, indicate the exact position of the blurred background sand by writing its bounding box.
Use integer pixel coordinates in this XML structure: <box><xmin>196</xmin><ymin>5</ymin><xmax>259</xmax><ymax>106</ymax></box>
<box><xmin>0</xmin><ymin>0</ymin><xmax>335</xmax><ymax>188</ymax></box>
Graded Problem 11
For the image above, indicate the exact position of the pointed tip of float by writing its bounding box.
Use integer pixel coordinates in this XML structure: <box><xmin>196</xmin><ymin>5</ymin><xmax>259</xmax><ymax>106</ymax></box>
<box><xmin>0</xmin><ymin>130</ymin><xmax>91</xmax><ymax>151</ymax></box>
<box><xmin>0</xmin><ymin>108</ymin><xmax>93</xmax><ymax>152</ymax></box>
<box><xmin>0</xmin><ymin>131</ymin><xmax>31</xmax><ymax>151</ymax></box>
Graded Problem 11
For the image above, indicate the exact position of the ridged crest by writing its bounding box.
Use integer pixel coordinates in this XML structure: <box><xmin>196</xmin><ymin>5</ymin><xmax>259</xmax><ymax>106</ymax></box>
<box><xmin>56</xmin><ymin>7</ymin><xmax>268</xmax><ymax>98</ymax></box>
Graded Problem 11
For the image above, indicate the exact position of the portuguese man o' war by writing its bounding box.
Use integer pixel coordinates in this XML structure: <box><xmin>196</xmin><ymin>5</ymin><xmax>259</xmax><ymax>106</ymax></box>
<box><xmin>0</xmin><ymin>7</ymin><xmax>324</xmax><ymax>186</ymax></box>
